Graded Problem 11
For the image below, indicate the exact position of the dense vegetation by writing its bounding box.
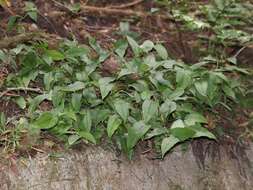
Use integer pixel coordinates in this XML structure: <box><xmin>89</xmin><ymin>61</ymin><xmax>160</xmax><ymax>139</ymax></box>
<box><xmin>0</xmin><ymin>0</ymin><xmax>252</xmax><ymax>159</ymax></box>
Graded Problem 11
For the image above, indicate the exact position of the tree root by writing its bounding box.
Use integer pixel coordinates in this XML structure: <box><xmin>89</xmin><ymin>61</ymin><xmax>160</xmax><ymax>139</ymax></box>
<box><xmin>0</xmin><ymin>32</ymin><xmax>62</xmax><ymax>49</ymax></box>
<box><xmin>0</xmin><ymin>87</ymin><xmax>43</xmax><ymax>98</ymax></box>
<box><xmin>108</xmin><ymin>0</ymin><xmax>144</xmax><ymax>9</ymax></box>
<box><xmin>79</xmin><ymin>5</ymin><xmax>173</xmax><ymax>21</ymax></box>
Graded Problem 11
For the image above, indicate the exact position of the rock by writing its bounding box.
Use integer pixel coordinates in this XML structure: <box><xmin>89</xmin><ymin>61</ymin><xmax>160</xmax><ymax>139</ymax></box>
<box><xmin>1</xmin><ymin>143</ymin><xmax>253</xmax><ymax>190</ymax></box>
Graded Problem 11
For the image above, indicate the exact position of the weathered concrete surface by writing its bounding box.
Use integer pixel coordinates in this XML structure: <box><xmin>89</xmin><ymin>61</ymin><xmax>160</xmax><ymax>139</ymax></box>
<box><xmin>0</xmin><ymin>143</ymin><xmax>253</xmax><ymax>190</ymax></box>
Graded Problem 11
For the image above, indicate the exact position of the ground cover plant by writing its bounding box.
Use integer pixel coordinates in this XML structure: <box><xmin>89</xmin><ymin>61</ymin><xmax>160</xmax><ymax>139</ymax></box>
<box><xmin>0</xmin><ymin>0</ymin><xmax>252</xmax><ymax>159</ymax></box>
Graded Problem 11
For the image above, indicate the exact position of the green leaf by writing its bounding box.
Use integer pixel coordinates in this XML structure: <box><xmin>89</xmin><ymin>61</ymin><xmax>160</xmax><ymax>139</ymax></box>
<box><xmin>114</xmin><ymin>39</ymin><xmax>128</xmax><ymax>58</ymax></box>
<box><xmin>120</xmin><ymin>22</ymin><xmax>130</xmax><ymax>34</ymax></box>
<box><xmin>170</xmin><ymin>127</ymin><xmax>196</xmax><ymax>141</ymax></box>
<box><xmin>118</xmin><ymin>68</ymin><xmax>135</xmax><ymax>79</ymax></box>
<box><xmin>44</xmin><ymin>72</ymin><xmax>54</xmax><ymax>91</ymax></box>
<box><xmin>68</xmin><ymin>135</ymin><xmax>80</xmax><ymax>145</ymax></box>
<box><xmin>155</xmin><ymin>44</ymin><xmax>168</xmax><ymax>60</ymax></box>
<box><xmin>80</xmin><ymin>110</ymin><xmax>92</xmax><ymax>132</ymax></box>
<box><xmin>78</xmin><ymin>131</ymin><xmax>96</xmax><ymax>144</ymax></box>
<box><xmin>195</xmin><ymin>80</ymin><xmax>208</xmax><ymax>97</ymax></box>
<box><xmin>88</xmin><ymin>37</ymin><xmax>108</xmax><ymax>62</ymax></box>
<box><xmin>61</xmin><ymin>81</ymin><xmax>86</xmax><ymax>92</ymax></box>
<box><xmin>170</xmin><ymin>119</ymin><xmax>196</xmax><ymax>141</ymax></box>
<box><xmin>214</xmin><ymin>0</ymin><xmax>225</xmax><ymax>10</ymax></box>
<box><xmin>14</xmin><ymin>96</ymin><xmax>26</xmax><ymax>109</ymax></box>
<box><xmin>114</xmin><ymin>99</ymin><xmax>130</xmax><ymax>123</ymax></box>
<box><xmin>176</xmin><ymin>69</ymin><xmax>192</xmax><ymax>89</ymax></box>
<box><xmin>222</xmin><ymin>85</ymin><xmax>236</xmax><ymax>99</ymax></box>
<box><xmin>168</xmin><ymin>88</ymin><xmax>185</xmax><ymax>101</ymax></box>
<box><xmin>171</xmin><ymin>119</ymin><xmax>185</xmax><ymax>129</ymax></box>
<box><xmin>161</xmin><ymin>135</ymin><xmax>180</xmax><ymax>158</ymax></box>
<box><xmin>107</xmin><ymin>115</ymin><xmax>122</xmax><ymax>138</ymax></box>
<box><xmin>24</xmin><ymin>2</ymin><xmax>38</xmax><ymax>21</ymax></box>
<box><xmin>184</xmin><ymin>113</ymin><xmax>207</xmax><ymax>126</ymax></box>
<box><xmin>33</xmin><ymin>112</ymin><xmax>58</xmax><ymax>129</ymax></box>
<box><xmin>142</xmin><ymin>99</ymin><xmax>158</xmax><ymax>123</ymax></box>
<box><xmin>160</xmin><ymin>100</ymin><xmax>177</xmax><ymax>118</ymax></box>
<box><xmin>127</xmin><ymin>36</ymin><xmax>141</xmax><ymax>56</ymax></box>
<box><xmin>7</xmin><ymin>16</ymin><xmax>19</xmax><ymax>31</ymax></box>
<box><xmin>27</xmin><ymin>11</ymin><xmax>37</xmax><ymax>22</ymax></box>
<box><xmin>190</xmin><ymin>125</ymin><xmax>216</xmax><ymax>140</ymax></box>
<box><xmin>227</xmin><ymin>57</ymin><xmax>237</xmax><ymax>65</ymax></box>
<box><xmin>28</xmin><ymin>94</ymin><xmax>50</xmax><ymax>114</ymax></box>
<box><xmin>98</xmin><ymin>77</ymin><xmax>115</xmax><ymax>99</ymax></box>
<box><xmin>144</xmin><ymin>54</ymin><xmax>158</xmax><ymax>69</ymax></box>
<box><xmin>0</xmin><ymin>112</ymin><xmax>6</xmax><ymax>127</ymax></box>
<box><xmin>46</xmin><ymin>50</ymin><xmax>65</xmax><ymax>61</ymax></box>
<box><xmin>91</xmin><ymin>109</ymin><xmax>110</xmax><ymax>126</ymax></box>
<box><xmin>145</xmin><ymin>128</ymin><xmax>167</xmax><ymax>140</ymax></box>
<box><xmin>140</xmin><ymin>40</ymin><xmax>154</xmax><ymax>53</ymax></box>
<box><xmin>162</xmin><ymin>60</ymin><xmax>178</xmax><ymax>69</ymax></box>
<box><xmin>65</xmin><ymin>47</ymin><xmax>88</xmax><ymax>58</ymax></box>
<box><xmin>71</xmin><ymin>93</ymin><xmax>82</xmax><ymax>111</ymax></box>
<box><xmin>127</xmin><ymin>121</ymin><xmax>151</xmax><ymax>149</ymax></box>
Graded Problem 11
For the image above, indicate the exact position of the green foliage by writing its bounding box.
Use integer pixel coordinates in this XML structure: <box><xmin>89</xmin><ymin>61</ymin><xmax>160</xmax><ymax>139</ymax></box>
<box><xmin>155</xmin><ymin>0</ymin><xmax>253</xmax><ymax>57</ymax></box>
<box><xmin>1</xmin><ymin>33</ymin><xmax>249</xmax><ymax>158</ymax></box>
<box><xmin>24</xmin><ymin>1</ymin><xmax>38</xmax><ymax>22</ymax></box>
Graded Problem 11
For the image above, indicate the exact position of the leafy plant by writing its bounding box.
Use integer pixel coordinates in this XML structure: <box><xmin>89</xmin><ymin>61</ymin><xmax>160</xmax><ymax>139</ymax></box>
<box><xmin>1</xmin><ymin>32</ymin><xmax>249</xmax><ymax>158</ymax></box>
<box><xmin>24</xmin><ymin>1</ymin><xmax>38</xmax><ymax>22</ymax></box>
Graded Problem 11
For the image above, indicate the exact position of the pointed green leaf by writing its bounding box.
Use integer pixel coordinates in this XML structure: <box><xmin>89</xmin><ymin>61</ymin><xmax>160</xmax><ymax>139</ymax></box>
<box><xmin>98</xmin><ymin>77</ymin><xmax>115</xmax><ymax>99</ymax></box>
<box><xmin>155</xmin><ymin>44</ymin><xmax>168</xmax><ymax>60</ymax></box>
<box><xmin>176</xmin><ymin>69</ymin><xmax>192</xmax><ymax>89</ymax></box>
<box><xmin>28</xmin><ymin>94</ymin><xmax>50</xmax><ymax>114</ymax></box>
<box><xmin>107</xmin><ymin>115</ymin><xmax>122</xmax><ymax>138</ymax></box>
<box><xmin>127</xmin><ymin>36</ymin><xmax>141</xmax><ymax>56</ymax></box>
<box><xmin>184</xmin><ymin>113</ymin><xmax>207</xmax><ymax>126</ymax></box>
<box><xmin>127</xmin><ymin>121</ymin><xmax>151</xmax><ymax>149</ymax></box>
<box><xmin>80</xmin><ymin>110</ymin><xmax>92</xmax><ymax>132</ymax></box>
<box><xmin>142</xmin><ymin>99</ymin><xmax>158</xmax><ymax>123</ymax></box>
<box><xmin>170</xmin><ymin>127</ymin><xmax>196</xmax><ymax>141</ymax></box>
<box><xmin>195</xmin><ymin>80</ymin><xmax>208</xmax><ymax>97</ymax></box>
<box><xmin>46</xmin><ymin>50</ymin><xmax>65</xmax><ymax>61</ymax></box>
<box><xmin>140</xmin><ymin>40</ymin><xmax>154</xmax><ymax>53</ymax></box>
<box><xmin>33</xmin><ymin>112</ymin><xmax>58</xmax><ymax>129</ymax></box>
<box><xmin>62</xmin><ymin>81</ymin><xmax>86</xmax><ymax>92</ymax></box>
<box><xmin>171</xmin><ymin>119</ymin><xmax>185</xmax><ymax>129</ymax></box>
<box><xmin>145</xmin><ymin>128</ymin><xmax>167</xmax><ymax>140</ymax></box>
<box><xmin>71</xmin><ymin>93</ymin><xmax>82</xmax><ymax>111</ymax></box>
<box><xmin>161</xmin><ymin>135</ymin><xmax>180</xmax><ymax>158</ymax></box>
<box><xmin>190</xmin><ymin>124</ymin><xmax>216</xmax><ymax>140</ymax></box>
<box><xmin>68</xmin><ymin>135</ymin><xmax>80</xmax><ymax>145</ymax></box>
<box><xmin>160</xmin><ymin>100</ymin><xmax>177</xmax><ymax>118</ymax></box>
<box><xmin>115</xmin><ymin>39</ymin><xmax>128</xmax><ymax>58</ymax></box>
<box><xmin>78</xmin><ymin>131</ymin><xmax>96</xmax><ymax>144</ymax></box>
<box><xmin>114</xmin><ymin>99</ymin><xmax>130</xmax><ymax>123</ymax></box>
<box><xmin>14</xmin><ymin>96</ymin><xmax>26</xmax><ymax>109</ymax></box>
<box><xmin>0</xmin><ymin>112</ymin><xmax>6</xmax><ymax>127</ymax></box>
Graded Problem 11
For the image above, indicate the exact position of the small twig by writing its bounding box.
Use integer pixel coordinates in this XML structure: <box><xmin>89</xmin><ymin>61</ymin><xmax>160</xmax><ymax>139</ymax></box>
<box><xmin>0</xmin><ymin>87</ymin><xmax>43</xmax><ymax>98</ymax></box>
<box><xmin>3</xmin><ymin>92</ymin><xmax>19</xmax><ymax>97</ymax></box>
<box><xmin>109</xmin><ymin>0</ymin><xmax>144</xmax><ymax>9</ymax></box>
<box><xmin>141</xmin><ymin>149</ymin><xmax>151</xmax><ymax>154</ymax></box>
<box><xmin>79</xmin><ymin>5</ymin><xmax>173</xmax><ymax>20</ymax></box>
<box><xmin>234</xmin><ymin>46</ymin><xmax>247</xmax><ymax>58</ymax></box>
<box><xmin>31</xmin><ymin>147</ymin><xmax>46</xmax><ymax>153</ymax></box>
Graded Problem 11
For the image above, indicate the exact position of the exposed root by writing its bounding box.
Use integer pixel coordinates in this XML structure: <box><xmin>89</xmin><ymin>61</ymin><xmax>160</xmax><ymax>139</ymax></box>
<box><xmin>0</xmin><ymin>87</ymin><xmax>43</xmax><ymax>98</ymax></box>
<box><xmin>79</xmin><ymin>5</ymin><xmax>173</xmax><ymax>20</ymax></box>
<box><xmin>108</xmin><ymin>0</ymin><xmax>144</xmax><ymax>9</ymax></box>
<box><xmin>0</xmin><ymin>32</ymin><xmax>62</xmax><ymax>49</ymax></box>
